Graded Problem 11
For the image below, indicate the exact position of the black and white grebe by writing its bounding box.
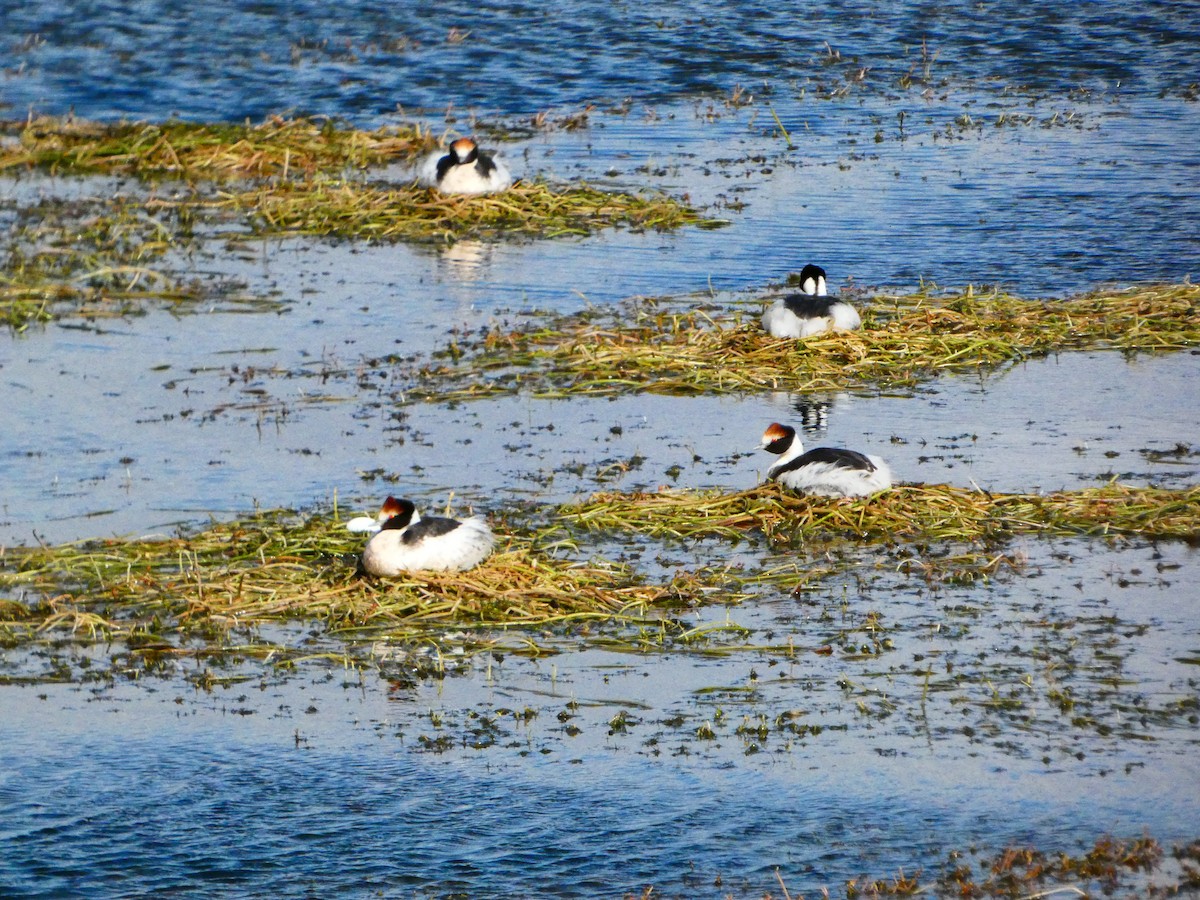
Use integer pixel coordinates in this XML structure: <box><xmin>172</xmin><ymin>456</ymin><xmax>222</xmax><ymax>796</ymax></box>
<box><xmin>761</xmin><ymin>264</ymin><xmax>862</xmax><ymax>339</ymax></box>
<box><xmin>418</xmin><ymin>137</ymin><xmax>513</xmax><ymax>195</ymax></box>
<box><xmin>760</xmin><ymin>422</ymin><xmax>892</xmax><ymax>498</ymax></box>
<box><xmin>347</xmin><ymin>496</ymin><xmax>495</xmax><ymax>575</ymax></box>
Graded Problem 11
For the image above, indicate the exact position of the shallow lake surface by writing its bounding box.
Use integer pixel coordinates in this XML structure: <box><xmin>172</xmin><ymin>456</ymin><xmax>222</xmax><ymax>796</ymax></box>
<box><xmin>3</xmin><ymin>535</ymin><xmax>1199</xmax><ymax>897</ymax></box>
<box><xmin>4</xmin><ymin>346</ymin><xmax>1198</xmax><ymax>547</ymax></box>
<box><xmin>2</xmin><ymin>1</ymin><xmax>1200</xmax><ymax>896</ymax></box>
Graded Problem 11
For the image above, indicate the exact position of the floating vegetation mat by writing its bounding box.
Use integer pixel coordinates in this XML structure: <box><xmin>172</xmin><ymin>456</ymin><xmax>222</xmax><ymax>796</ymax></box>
<box><xmin>0</xmin><ymin>115</ymin><xmax>437</xmax><ymax>180</ymax></box>
<box><xmin>415</xmin><ymin>283</ymin><xmax>1200</xmax><ymax>399</ymax></box>
<box><xmin>561</xmin><ymin>482</ymin><xmax>1200</xmax><ymax>545</ymax></box>
<box><xmin>221</xmin><ymin>178</ymin><xmax>718</xmax><ymax>243</ymax></box>
<box><xmin>3</xmin><ymin>481</ymin><xmax>1194</xmax><ymax>664</ymax></box>
<box><xmin>1</xmin><ymin>116</ymin><xmax>716</xmax><ymax>247</ymax></box>
<box><xmin>0</xmin><ymin>509</ymin><xmax>711</xmax><ymax>657</ymax></box>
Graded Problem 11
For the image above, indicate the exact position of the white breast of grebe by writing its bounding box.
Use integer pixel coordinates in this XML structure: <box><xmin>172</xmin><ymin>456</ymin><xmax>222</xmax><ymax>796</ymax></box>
<box><xmin>761</xmin><ymin>263</ymin><xmax>861</xmax><ymax>339</ymax></box>
<box><xmin>358</xmin><ymin>497</ymin><xmax>494</xmax><ymax>575</ymax></box>
<box><xmin>760</xmin><ymin>422</ymin><xmax>892</xmax><ymax>498</ymax></box>
<box><xmin>417</xmin><ymin>137</ymin><xmax>513</xmax><ymax>195</ymax></box>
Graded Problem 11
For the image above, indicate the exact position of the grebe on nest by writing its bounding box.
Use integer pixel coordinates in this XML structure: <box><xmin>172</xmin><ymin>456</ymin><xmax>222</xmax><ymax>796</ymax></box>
<box><xmin>760</xmin><ymin>422</ymin><xmax>892</xmax><ymax>498</ymax></box>
<box><xmin>761</xmin><ymin>264</ymin><xmax>862</xmax><ymax>339</ymax></box>
<box><xmin>347</xmin><ymin>496</ymin><xmax>494</xmax><ymax>574</ymax></box>
<box><xmin>418</xmin><ymin>137</ymin><xmax>513</xmax><ymax>195</ymax></box>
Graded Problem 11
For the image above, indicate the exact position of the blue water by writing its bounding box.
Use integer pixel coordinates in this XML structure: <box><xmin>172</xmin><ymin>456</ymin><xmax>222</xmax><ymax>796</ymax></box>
<box><xmin>4</xmin><ymin>0</ymin><xmax>1199</xmax><ymax>121</ymax></box>
<box><xmin>3</xmin><ymin>1</ymin><xmax>1200</xmax><ymax>896</ymax></box>
<box><xmin>5</xmin><ymin>1</ymin><xmax>1199</xmax><ymax>297</ymax></box>
<box><xmin>3</xmin><ymin>629</ymin><xmax>1197</xmax><ymax>900</ymax></box>
<box><xmin>0</xmin><ymin>738</ymin><xmax>1178</xmax><ymax>899</ymax></box>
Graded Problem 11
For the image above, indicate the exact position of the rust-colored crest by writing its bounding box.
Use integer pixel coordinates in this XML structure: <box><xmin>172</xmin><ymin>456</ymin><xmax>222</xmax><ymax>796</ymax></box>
<box><xmin>762</xmin><ymin>422</ymin><xmax>792</xmax><ymax>443</ymax></box>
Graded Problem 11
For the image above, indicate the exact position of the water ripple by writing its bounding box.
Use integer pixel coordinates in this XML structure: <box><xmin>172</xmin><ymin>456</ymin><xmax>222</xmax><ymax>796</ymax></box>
<box><xmin>4</xmin><ymin>1</ymin><xmax>1199</xmax><ymax>122</ymax></box>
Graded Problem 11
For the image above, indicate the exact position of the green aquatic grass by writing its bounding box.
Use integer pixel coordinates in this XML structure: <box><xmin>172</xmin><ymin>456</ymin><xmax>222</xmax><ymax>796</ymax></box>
<box><xmin>221</xmin><ymin>177</ymin><xmax>721</xmax><ymax>243</ymax></box>
<box><xmin>561</xmin><ymin>482</ymin><xmax>1200</xmax><ymax>545</ymax></box>
<box><xmin>412</xmin><ymin>283</ymin><xmax>1200</xmax><ymax>400</ymax></box>
<box><xmin>0</xmin><ymin>115</ymin><xmax>438</xmax><ymax>180</ymax></box>
<box><xmin>2</xmin><ymin>197</ymin><xmax>188</xmax><ymax>330</ymax></box>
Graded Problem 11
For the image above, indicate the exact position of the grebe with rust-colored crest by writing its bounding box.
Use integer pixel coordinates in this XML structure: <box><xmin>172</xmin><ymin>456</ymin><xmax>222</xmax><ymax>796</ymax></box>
<box><xmin>418</xmin><ymin>137</ymin><xmax>513</xmax><ymax>195</ymax></box>
<box><xmin>347</xmin><ymin>496</ymin><xmax>494</xmax><ymax>574</ymax></box>
<box><xmin>760</xmin><ymin>422</ymin><xmax>892</xmax><ymax>498</ymax></box>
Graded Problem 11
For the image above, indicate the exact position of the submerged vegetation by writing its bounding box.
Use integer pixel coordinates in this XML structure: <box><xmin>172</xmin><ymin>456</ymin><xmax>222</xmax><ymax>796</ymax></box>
<box><xmin>761</xmin><ymin>834</ymin><xmax>1194</xmax><ymax>899</ymax></box>
<box><xmin>415</xmin><ymin>282</ymin><xmax>1200</xmax><ymax>399</ymax></box>
<box><xmin>0</xmin><ymin>196</ymin><xmax>282</xmax><ymax>331</ymax></box>
<box><xmin>0</xmin><ymin>176</ymin><xmax>710</xmax><ymax>329</ymax></box>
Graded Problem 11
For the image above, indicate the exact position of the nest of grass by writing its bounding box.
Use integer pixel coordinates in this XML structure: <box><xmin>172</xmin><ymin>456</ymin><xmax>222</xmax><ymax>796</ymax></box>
<box><xmin>0</xmin><ymin>115</ymin><xmax>438</xmax><ymax>180</ymax></box>
<box><xmin>220</xmin><ymin>178</ymin><xmax>720</xmax><ymax>243</ymax></box>
<box><xmin>0</xmin><ymin>510</ymin><xmax>699</xmax><ymax>648</ymax></box>
<box><xmin>561</xmin><ymin>482</ymin><xmax>1200</xmax><ymax>545</ymax></box>
<box><xmin>3</xmin><ymin>481</ymin><xmax>1194</xmax><ymax>654</ymax></box>
<box><xmin>416</xmin><ymin>283</ymin><xmax>1200</xmax><ymax>399</ymax></box>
